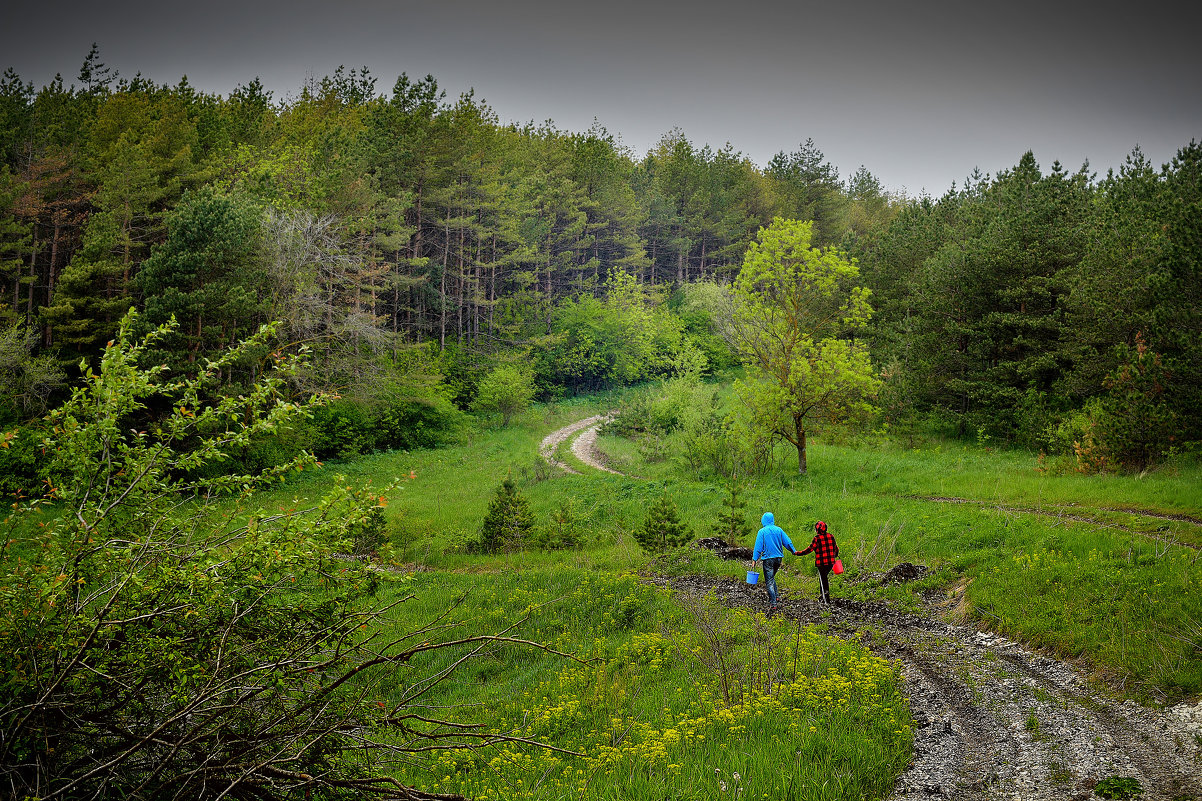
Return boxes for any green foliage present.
[713,473,751,545]
[478,475,535,553]
[544,268,706,393]
[536,497,585,550]
[0,424,41,497]
[471,363,535,425]
[310,398,378,458]
[1,52,1198,480]
[1,312,480,799]
[671,281,738,370]
[308,385,467,460]
[731,218,880,474]
[350,504,390,557]
[373,380,468,451]
[0,321,65,419]
[1083,336,1179,472]
[0,167,31,326]
[604,375,719,440]
[1094,776,1144,800]
[635,494,694,554]
[137,185,264,365]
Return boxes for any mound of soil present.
[881,561,930,585]
[695,537,754,561]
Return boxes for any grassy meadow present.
[365,569,910,800]
[229,387,1202,798]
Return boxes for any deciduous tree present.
[730,218,878,474]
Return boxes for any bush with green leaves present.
[0,313,539,801]
[478,475,535,553]
[634,494,695,554]
[0,320,67,420]
[310,397,379,458]
[0,424,41,498]
[471,364,536,426]
[308,386,467,460]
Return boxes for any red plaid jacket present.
[797,531,839,567]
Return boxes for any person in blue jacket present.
[752,512,797,613]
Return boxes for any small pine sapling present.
[479,475,535,552]
[712,473,750,546]
[635,494,694,554]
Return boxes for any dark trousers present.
[762,557,783,605]
[817,564,832,604]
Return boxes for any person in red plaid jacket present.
[795,520,839,604]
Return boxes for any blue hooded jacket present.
[752,512,796,560]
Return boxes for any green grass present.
[262,392,1202,703]
[367,569,911,801]
[55,385,1195,797]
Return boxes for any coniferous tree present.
[635,494,694,554]
[712,474,750,546]
[478,475,534,553]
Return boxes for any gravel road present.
[537,414,615,474]
[653,572,1202,801]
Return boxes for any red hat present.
[815,520,827,532]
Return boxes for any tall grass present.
[274,393,1202,702]
[370,569,911,800]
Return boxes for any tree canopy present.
[730,218,879,474]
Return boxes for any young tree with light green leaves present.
[730,217,879,474]
[0,312,561,801]
[471,364,535,426]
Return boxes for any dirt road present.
[653,573,1202,800]
[540,414,1202,798]
[538,414,616,474]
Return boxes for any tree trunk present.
[44,221,61,345]
[795,418,808,475]
[544,228,553,334]
[440,218,449,350]
[25,226,39,322]
[456,213,464,346]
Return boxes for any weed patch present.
[373,569,910,800]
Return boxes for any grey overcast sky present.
[3,0,1200,196]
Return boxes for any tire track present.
[652,573,1202,801]
[538,414,616,475]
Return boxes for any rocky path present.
[653,573,1202,800]
[538,414,617,475]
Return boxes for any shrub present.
[536,498,585,550]
[308,388,468,460]
[471,365,535,426]
[634,494,694,554]
[0,313,538,800]
[374,389,467,450]
[351,505,389,557]
[0,425,42,498]
[310,398,378,458]
[478,476,535,553]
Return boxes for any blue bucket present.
[746,570,759,584]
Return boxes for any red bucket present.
[832,560,844,575]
